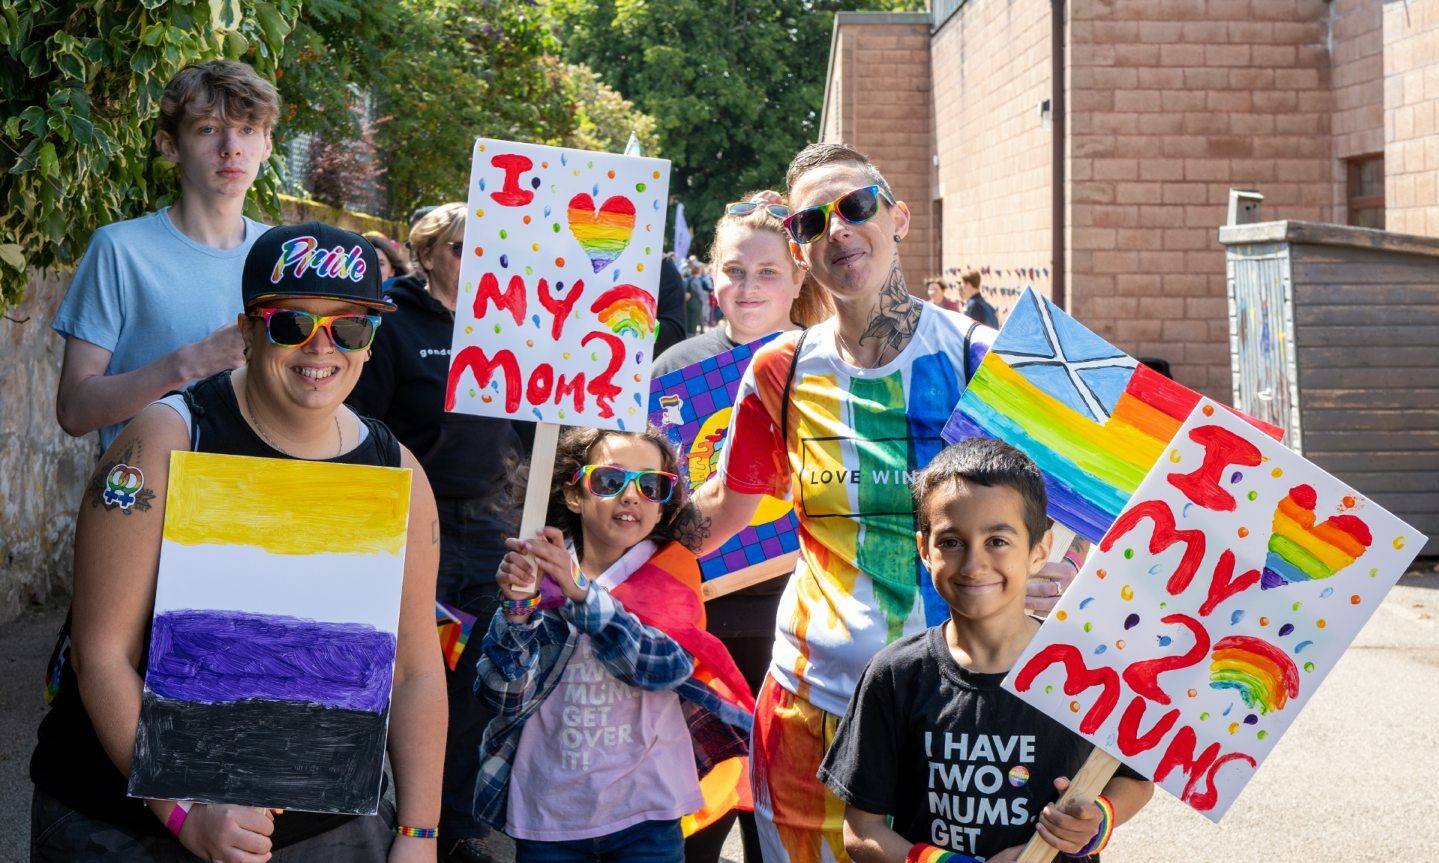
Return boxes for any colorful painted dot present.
[553,223,561,233]
[606,169,615,179]
[558,410,565,419]
[1320,587,1334,598]
[531,243,539,252]
[1055,610,1068,621]
[1228,723,1239,735]
[1303,662,1315,672]
[1230,471,1243,483]
[499,229,507,240]
[1259,616,1269,626]
[1243,714,1259,725]
[1316,618,1326,628]
[1257,730,1268,740]
[1271,467,1283,478]
[645,246,651,254]
[636,182,646,192]
[1342,495,1356,508]
[1168,449,1182,463]
[1094,644,1107,655]
[1069,701,1081,713]
[1350,595,1361,605]
[1083,621,1093,633]
[1187,688,1198,698]
[526,340,534,348]
[1292,601,1302,611]
[1278,623,1294,637]
[529,177,540,189]
[1238,527,1250,538]
[1123,548,1135,559]
[1045,685,1054,694]
[1202,404,1215,416]
[479,144,486,151]
[524,266,533,276]
[499,254,509,268]
[464,325,473,334]
[1124,613,1139,629]
[555,257,566,267]
[1120,585,1135,600]
[493,324,501,334]
[633,373,641,382]
[1157,635,1172,647]
[1231,610,1245,625]
[1096,568,1107,579]
[474,246,483,257]
[476,208,484,218]
[1247,491,1258,501]
[1370,567,1379,577]
[1116,640,1126,650]
[637,263,645,272]
[1199,712,1210,720]
[522,215,532,225]
[1394,537,1406,550]
[469,388,476,397]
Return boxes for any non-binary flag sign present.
[943,288,1283,544]
[445,139,672,431]
[1003,400,1424,821]
[129,452,412,815]
[648,336,799,596]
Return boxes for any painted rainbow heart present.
[1261,483,1372,589]
[567,193,635,273]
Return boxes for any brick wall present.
[1331,0,1386,194]
[822,13,937,283]
[1067,0,1333,396]
[932,0,1055,320]
[1384,0,1439,236]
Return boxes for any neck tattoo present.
[242,378,343,459]
[843,257,921,367]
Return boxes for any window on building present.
[1346,155,1384,229]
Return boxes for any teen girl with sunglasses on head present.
[473,425,754,863]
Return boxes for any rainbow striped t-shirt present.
[717,305,994,715]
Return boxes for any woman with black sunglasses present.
[347,203,526,863]
[30,223,446,862]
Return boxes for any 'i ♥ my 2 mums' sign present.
[445,139,672,431]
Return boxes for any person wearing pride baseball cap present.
[30,222,445,862]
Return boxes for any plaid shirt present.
[472,581,751,829]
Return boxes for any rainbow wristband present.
[395,825,438,839]
[165,801,192,837]
[904,844,979,863]
[1063,794,1115,858]
[501,593,541,612]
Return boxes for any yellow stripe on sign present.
[163,451,412,556]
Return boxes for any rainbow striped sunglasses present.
[570,465,678,503]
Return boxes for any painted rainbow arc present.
[591,285,656,340]
[1208,635,1300,714]
[1261,483,1373,589]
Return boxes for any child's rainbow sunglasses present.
[570,465,678,504]
[247,307,381,352]
[782,184,895,245]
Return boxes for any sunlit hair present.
[784,142,892,200]
[709,190,834,328]
[407,202,466,275]
[912,438,1049,547]
[363,231,410,278]
[546,425,688,557]
[158,60,279,141]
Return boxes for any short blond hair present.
[407,203,467,274]
[158,60,279,140]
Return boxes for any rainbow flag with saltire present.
[435,601,477,671]
[943,289,1283,543]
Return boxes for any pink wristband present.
[165,801,192,837]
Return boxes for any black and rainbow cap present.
[242,221,396,312]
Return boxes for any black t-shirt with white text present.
[819,624,1139,861]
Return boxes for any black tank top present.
[30,370,402,845]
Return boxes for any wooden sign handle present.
[1049,523,1078,566]
[701,551,799,600]
[1015,748,1121,863]
[517,422,560,594]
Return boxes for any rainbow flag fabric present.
[128,452,412,815]
[943,289,1283,543]
[436,601,477,671]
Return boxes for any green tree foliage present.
[273,0,395,145]
[549,0,923,256]
[373,0,658,219]
[0,0,299,310]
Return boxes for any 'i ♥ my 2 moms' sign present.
[444,139,672,431]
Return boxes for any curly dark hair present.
[545,425,687,557]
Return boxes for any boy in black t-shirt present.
[819,439,1153,862]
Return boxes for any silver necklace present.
[242,379,342,458]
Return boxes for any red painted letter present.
[538,278,584,340]
[582,331,626,420]
[1167,424,1263,512]
[473,273,528,327]
[445,346,521,413]
[1101,499,1207,596]
[1121,613,1210,706]
[1013,644,1121,734]
[490,154,534,207]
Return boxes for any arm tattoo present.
[431,519,441,546]
[670,500,714,553]
[859,257,922,359]
[87,439,156,515]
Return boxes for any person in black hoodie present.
[348,202,520,863]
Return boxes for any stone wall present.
[1383,0,1439,236]
[0,271,94,624]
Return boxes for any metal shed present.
[1219,220,1438,555]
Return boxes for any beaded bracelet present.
[395,825,438,839]
[501,593,541,616]
[1062,794,1115,858]
[904,844,979,863]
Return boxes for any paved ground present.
[5,568,1435,861]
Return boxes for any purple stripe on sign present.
[146,610,396,714]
